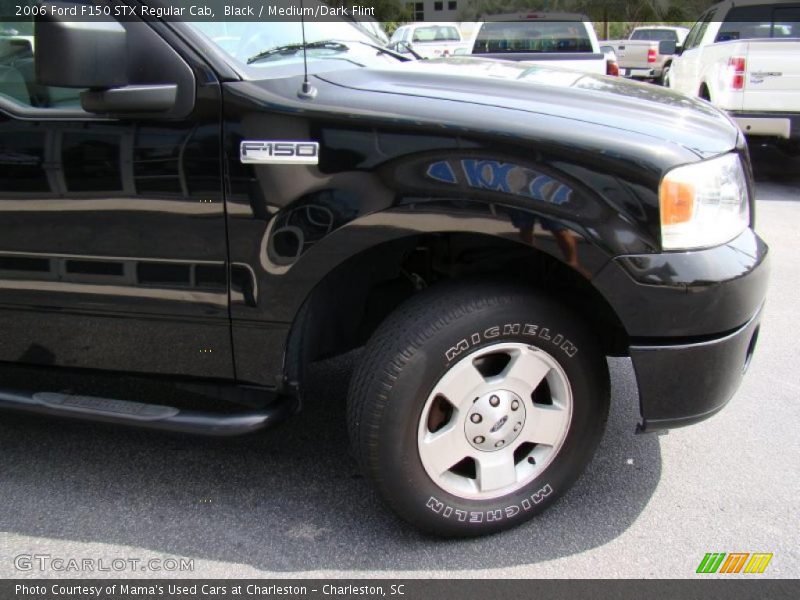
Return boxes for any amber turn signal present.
[660,179,695,226]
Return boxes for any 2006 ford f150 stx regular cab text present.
[0,1,769,536]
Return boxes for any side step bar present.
[0,390,297,436]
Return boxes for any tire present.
[660,64,672,87]
[347,281,609,536]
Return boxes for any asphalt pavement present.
[0,145,798,579]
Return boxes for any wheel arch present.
[282,209,630,394]
[699,81,712,101]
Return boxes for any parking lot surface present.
[0,146,798,579]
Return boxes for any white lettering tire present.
[346,281,610,536]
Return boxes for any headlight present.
[659,153,750,250]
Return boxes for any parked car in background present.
[668,0,800,151]
[388,22,470,58]
[606,26,689,84]
[467,13,607,74]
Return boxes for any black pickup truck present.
[0,3,769,537]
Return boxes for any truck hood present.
[315,57,739,156]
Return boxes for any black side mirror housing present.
[34,1,193,117]
[35,3,128,89]
[81,85,179,114]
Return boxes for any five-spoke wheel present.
[347,282,609,536]
[418,343,572,500]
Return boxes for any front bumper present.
[729,111,800,141]
[630,303,763,432]
[593,228,770,432]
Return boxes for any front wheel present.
[346,282,609,536]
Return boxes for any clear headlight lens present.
[659,153,750,250]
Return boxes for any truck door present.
[0,5,233,379]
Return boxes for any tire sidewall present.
[372,295,608,536]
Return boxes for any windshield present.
[189,18,400,75]
[411,25,461,42]
[472,21,593,54]
[716,5,800,41]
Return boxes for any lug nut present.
[495,440,505,448]
[513,424,520,433]
[511,399,519,410]
[474,436,485,444]
[470,413,482,424]
[489,395,500,407]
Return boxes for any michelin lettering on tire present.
[445,323,578,362]
[425,484,554,522]
[347,283,608,536]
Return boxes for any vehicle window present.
[390,27,404,43]
[693,20,712,47]
[630,29,678,42]
[716,5,800,41]
[774,7,800,37]
[683,11,715,50]
[472,21,593,54]
[0,18,84,109]
[683,11,710,50]
[411,25,460,42]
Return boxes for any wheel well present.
[285,233,629,390]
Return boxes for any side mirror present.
[35,8,128,89]
[35,1,181,115]
[659,40,677,55]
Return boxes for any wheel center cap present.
[490,415,508,433]
[465,390,526,452]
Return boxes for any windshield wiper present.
[247,40,349,65]
[342,38,414,61]
[247,38,409,65]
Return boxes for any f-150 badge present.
[240,141,319,165]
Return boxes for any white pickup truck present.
[388,23,470,59]
[467,13,608,74]
[669,0,800,148]
[606,26,690,83]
